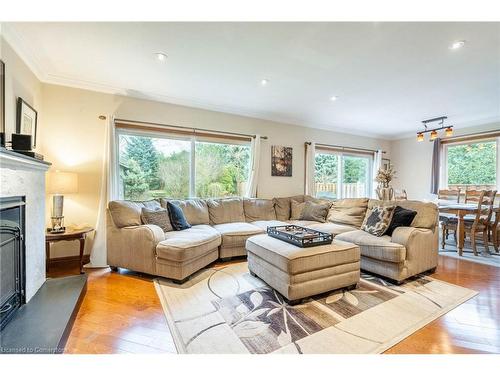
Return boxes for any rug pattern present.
[154,262,477,354]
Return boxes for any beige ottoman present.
[246,234,360,304]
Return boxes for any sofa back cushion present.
[367,199,438,229]
[273,195,320,221]
[327,198,369,228]
[160,198,209,225]
[207,197,245,224]
[243,198,277,222]
[108,200,161,228]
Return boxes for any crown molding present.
[2,23,48,81]
[43,73,388,140]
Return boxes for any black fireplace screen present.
[0,196,26,331]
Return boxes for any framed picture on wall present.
[271,145,293,176]
[16,97,38,149]
[0,60,5,147]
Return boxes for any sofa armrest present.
[390,226,427,246]
[391,226,438,277]
[107,209,165,274]
[121,224,165,245]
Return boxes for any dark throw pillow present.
[385,206,417,236]
[141,207,173,232]
[361,206,396,236]
[167,201,192,231]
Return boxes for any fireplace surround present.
[0,196,26,330]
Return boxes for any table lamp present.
[46,171,78,233]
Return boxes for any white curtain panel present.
[372,150,383,198]
[85,116,117,268]
[305,142,316,196]
[245,135,261,198]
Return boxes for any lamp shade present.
[47,171,78,194]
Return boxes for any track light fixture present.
[416,116,453,142]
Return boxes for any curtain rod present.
[305,142,386,154]
[440,129,500,142]
[113,118,268,140]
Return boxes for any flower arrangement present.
[375,167,396,188]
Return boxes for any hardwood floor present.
[50,253,500,354]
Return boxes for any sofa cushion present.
[361,205,396,236]
[335,229,406,263]
[385,206,417,236]
[290,199,306,220]
[207,198,245,224]
[306,222,357,236]
[160,198,209,225]
[299,201,331,223]
[213,222,264,248]
[368,199,438,229]
[250,220,289,231]
[287,220,321,227]
[108,200,161,228]
[141,207,173,232]
[243,198,277,222]
[327,198,369,228]
[273,195,306,221]
[156,225,221,262]
[246,234,360,275]
[167,201,192,231]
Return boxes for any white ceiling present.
[3,22,500,138]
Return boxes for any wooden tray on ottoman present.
[266,225,333,248]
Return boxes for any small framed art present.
[16,97,38,149]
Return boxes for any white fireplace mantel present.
[1,149,51,302]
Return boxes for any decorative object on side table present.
[46,227,94,274]
[375,165,396,200]
[46,171,79,233]
[16,97,38,149]
[271,145,293,176]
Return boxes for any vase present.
[376,187,394,201]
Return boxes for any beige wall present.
[41,84,390,258]
[390,121,500,201]
[3,37,390,258]
[0,38,44,151]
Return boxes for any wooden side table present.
[45,227,94,274]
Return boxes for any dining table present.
[438,202,499,256]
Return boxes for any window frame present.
[314,148,373,199]
[441,136,499,191]
[115,127,251,200]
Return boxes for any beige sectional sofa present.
[106,195,439,283]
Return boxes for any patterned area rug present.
[154,262,477,354]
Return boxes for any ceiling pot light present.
[155,52,168,62]
[449,40,466,50]
[260,79,269,86]
[330,96,338,102]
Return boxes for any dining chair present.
[445,190,497,255]
[489,198,499,253]
[393,189,407,200]
[438,189,461,249]
[438,189,461,203]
